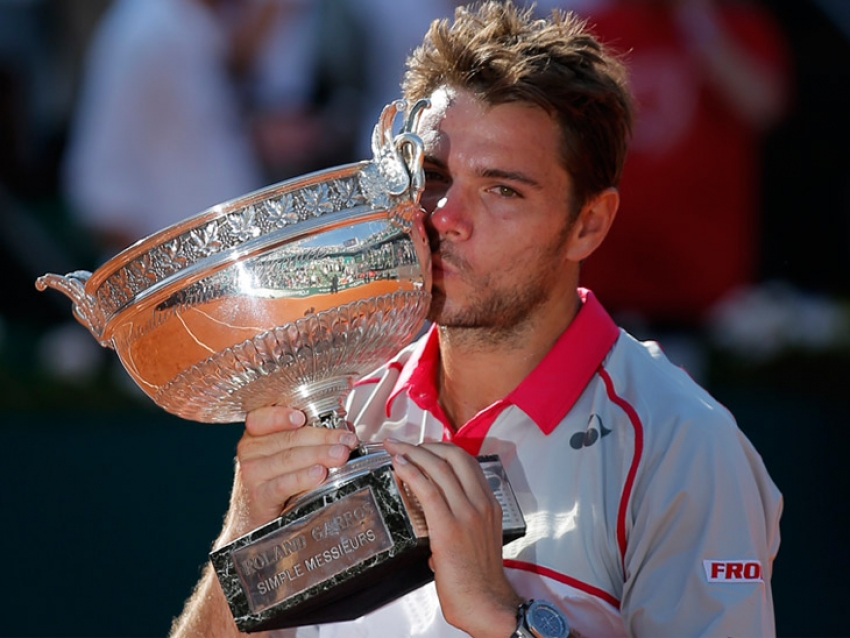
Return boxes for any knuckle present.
[416,481,443,505]
[236,436,253,459]
[245,406,274,429]
[270,447,298,475]
[238,457,263,487]
[268,474,296,503]
[430,456,452,478]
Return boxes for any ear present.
[565,188,619,262]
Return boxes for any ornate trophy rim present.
[36,99,429,345]
[34,99,433,423]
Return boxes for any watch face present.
[529,601,568,638]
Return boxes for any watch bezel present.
[523,600,570,638]
[514,599,569,638]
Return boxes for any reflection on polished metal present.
[35,99,525,633]
[36,100,432,425]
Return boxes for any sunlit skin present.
[412,87,619,427]
[419,87,579,344]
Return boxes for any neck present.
[436,290,582,429]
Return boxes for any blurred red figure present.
[580,0,790,329]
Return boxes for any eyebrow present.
[423,155,542,189]
[480,168,541,188]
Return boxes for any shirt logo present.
[703,560,763,583]
[570,414,612,449]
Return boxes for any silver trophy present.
[36,100,525,632]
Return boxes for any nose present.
[425,189,471,242]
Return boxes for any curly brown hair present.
[402,1,633,215]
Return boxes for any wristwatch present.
[511,599,570,638]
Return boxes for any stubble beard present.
[427,231,569,348]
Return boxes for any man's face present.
[417,87,579,332]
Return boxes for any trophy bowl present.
[36,99,525,633]
[36,100,432,425]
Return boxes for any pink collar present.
[386,288,619,437]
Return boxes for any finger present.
[239,430,358,489]
[417,442,494,500]
[389,449,454,520]
[240,418,359,461]
[257,463,330,510]
[386,439,494,513]
[238,435,357,524]
[245,406,305,436]
[264,437,356,478]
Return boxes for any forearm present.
[169,562,253,638]
[169,488,259,638]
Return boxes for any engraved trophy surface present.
[36,100,525,632]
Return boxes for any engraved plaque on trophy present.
[212,454,525,631]
[36,100,526,633]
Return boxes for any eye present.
[424,169,449,184]
[490,185,520,198]
[421,169,449,213]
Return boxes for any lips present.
[430,253,454,281]
[429,239,464,281]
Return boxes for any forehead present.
[415,86,455,150]
[414,87,564,170]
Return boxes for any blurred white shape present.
[706,281,849,362]
[36,321,104,382]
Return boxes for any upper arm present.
[620,411,781,637]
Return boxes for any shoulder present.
[598,332,764,491]
[601,332,734,433]
[603,332,781,550]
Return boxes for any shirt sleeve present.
[620,405,782,637]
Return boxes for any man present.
[170,2,782,636]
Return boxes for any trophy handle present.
[34,270,110,347]
[396,132,425,195]
[370,99,430,200]
[396,98,429,197]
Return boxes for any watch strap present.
[511,600,534,638]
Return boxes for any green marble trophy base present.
[211,453,525,633]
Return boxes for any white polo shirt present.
[283,289,782,637]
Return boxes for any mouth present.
[429,240,462,282]
[430,253,452,281]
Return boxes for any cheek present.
[486,222,570,272]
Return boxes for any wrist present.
[463,595,524,638]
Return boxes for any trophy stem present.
[283,375,373,457]
[283,376,356,433]
[313,410,371,459]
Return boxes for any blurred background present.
[1,0,848,636]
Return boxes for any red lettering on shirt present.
[703,560,763,583]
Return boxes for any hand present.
[217,406,360,546]
[384,439,522,638]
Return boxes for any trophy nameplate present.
[211,454,525,632]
